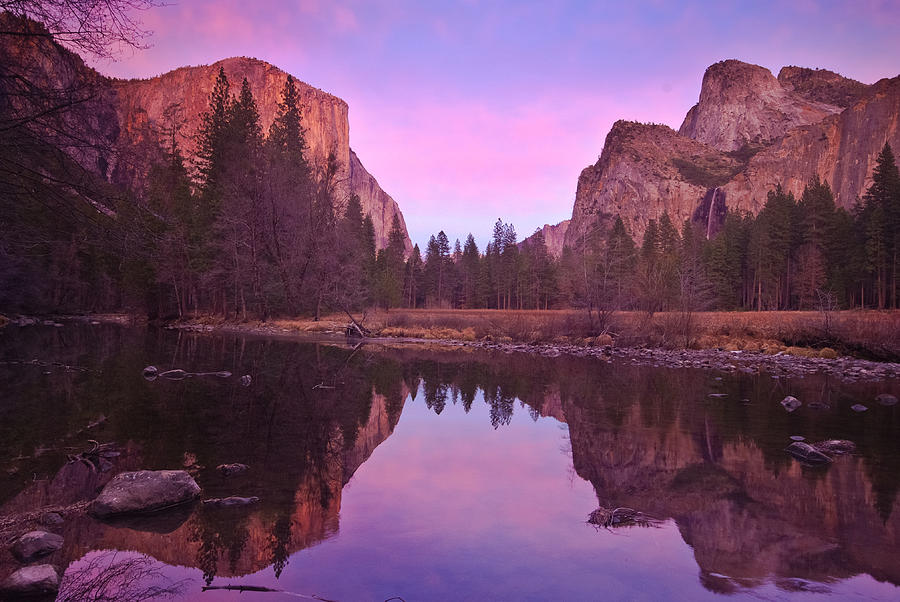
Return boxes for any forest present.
[2,63,899,319]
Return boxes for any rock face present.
[110,57,411,253]
[565,60,900,246]
[679,60,843,152]
[567,120,737,244]
[521,220,570,258]
[1,16,411,253]
[0,565,59,597]
[88,470,201,517]
[11,531,63,563]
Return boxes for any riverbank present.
[168,309,900,362]
[164,310,900,383]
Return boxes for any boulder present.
[0,565,59,597]
[781,396,802,412]
[876,393,898,406]
[11,531,63,563]
[217,463,249,477]
[785,441,832,464]
[88,470,200,517]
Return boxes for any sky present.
[90,0,900,251]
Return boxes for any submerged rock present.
[142,365,158,380]
[217,463,249,477]
[876,393,898,406]
[158,369,188,380]
[11,531,63,563]
[0,565,59,597]
[781,396,802,412]
[202,496,260,508]
[813,439,856,455]
[785,441,832,464]
[789,435,806,441]
[240,374,252,386]
[88,470,201,517]
[38,512,63,526]
[850,404,868,412]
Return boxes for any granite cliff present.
[111,56,412,252]
[1,14,411,252]
[564,59,900,248]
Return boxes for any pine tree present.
[861,144,900,308]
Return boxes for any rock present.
[876,393,898,406]
[0,565,59,597]
[786,441,832,464]
[813,440,856,455]
[38,512,63,526]
[850,404,868,412]
[158,369,188,380]
[217,463,249,477]
[789,435,806,441]
[240,374,252,387]
[781,396,802,412]
[11,531,63,563]
[88,470,201,517]
[202,496,260,508]
[142,365,158,380]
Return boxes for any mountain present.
[521,220,569,258]
[111,56,412,253]
[0,14,410,253]
[564,59,900,247]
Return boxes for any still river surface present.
[1,322,899,601]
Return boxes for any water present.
[1,323,898,600]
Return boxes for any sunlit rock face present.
[521,221,570,259]
[565,59,900,247]
[110,57,411,253]
[0,16,410,253]
[679,60,844,152]
[565,120,729,243]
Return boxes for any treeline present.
[390,144,900,314]
[2,58,898,318]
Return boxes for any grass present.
[176,309,900,361]
[363,309,900,361]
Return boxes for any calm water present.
[1,323,899,601]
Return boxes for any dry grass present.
[364,309,900,360]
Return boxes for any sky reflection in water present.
[0,324,898,600]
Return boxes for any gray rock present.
[813,439,856,455]
[0,564,59,597]
[217,463,249,477]
[202,496,260,508]
[38,512,63,526]
[789,435,806,441]
[142,365,158,380]
[876,393,898,406]
[781,396,802,412]
[88,470,201,517]
[11,531,63,563]
[786,441,832,464]
[240,374,252,387]
[850,404,868,412]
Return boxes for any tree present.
[860,144,900,308]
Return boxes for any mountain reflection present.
[0,325,898,595]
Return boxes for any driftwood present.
[588,506,663,530]
[200,584,337,600]
[66,440,120,473]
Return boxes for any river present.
[1,322,899,600]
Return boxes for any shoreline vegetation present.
[5,309,897,363]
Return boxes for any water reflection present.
[0,324,898,599]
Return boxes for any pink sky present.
[91,1,900,249]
